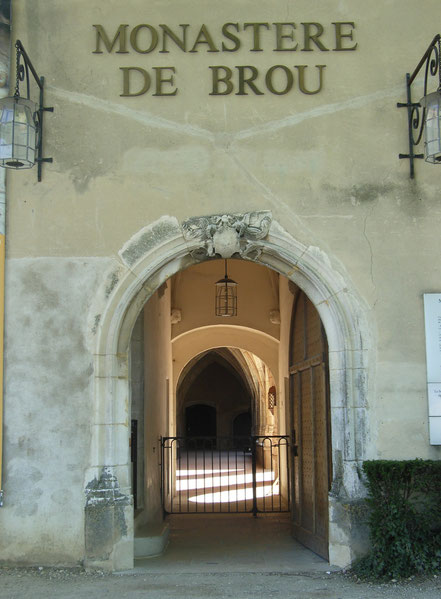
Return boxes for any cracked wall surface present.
[1,257,112,564]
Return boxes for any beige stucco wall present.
[1,0,441,567]
[1,257,108,564]
[170,260,280,340]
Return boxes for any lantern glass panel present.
[0,96,37,169]
[421,91,441,163]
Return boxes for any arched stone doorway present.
[233,412,252,438]
[85,211,371,571]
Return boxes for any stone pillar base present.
[84,468,134,571]
[328,495,370,568]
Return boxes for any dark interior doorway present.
[233,411,252,437]
[185,404,217,437]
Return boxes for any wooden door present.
[289,290,331,559]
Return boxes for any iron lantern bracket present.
[397,34,441,179]
[14,40,54,182]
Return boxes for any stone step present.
[134,521,170,558]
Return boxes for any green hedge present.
[353,459,441,578]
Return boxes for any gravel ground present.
[0,567,440,599]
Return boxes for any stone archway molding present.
[176,346,260,406]
[172,325,279,391]
[85,211,373,571]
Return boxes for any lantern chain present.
[13,41,28,99]
[13,41,20,97]
[438,37,441,90]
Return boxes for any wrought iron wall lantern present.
[398,34,441,178]
[215,259,237,317]
[0,40,53,182]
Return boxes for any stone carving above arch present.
[181,210,272,260]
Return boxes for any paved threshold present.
[133,513,334,574]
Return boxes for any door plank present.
[290,291,331,560]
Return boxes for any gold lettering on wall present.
[92,20,357,97]
[209,64,326,96]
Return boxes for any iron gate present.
[161,435,290,515]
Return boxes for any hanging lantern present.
[420,90,441,163]
[0,96,38,169]
[0,40,53,181]
[215,259,237,317]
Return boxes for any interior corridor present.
[131,258,332,566]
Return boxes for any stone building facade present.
[0,0,440,571]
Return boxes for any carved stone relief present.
[181,211,272,260]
